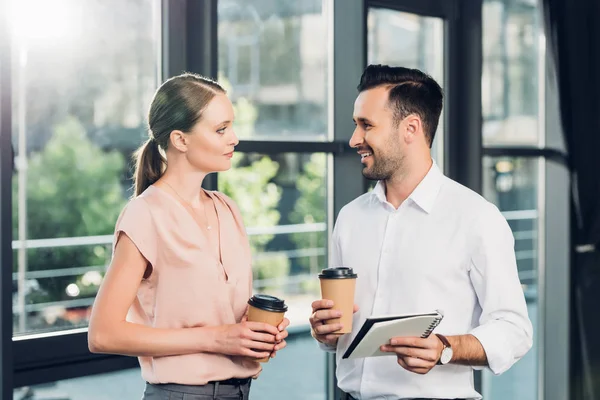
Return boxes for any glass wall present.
[9,0,160,337]
[216,1,331,397]
[481,156,540,400]
[218,0,329,141]
[482,0,542,147]
[218,152,328,328]
[13,335,325,400]
[1,0,563,398]
[481,0,543,398]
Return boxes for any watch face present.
[440,347,453,364]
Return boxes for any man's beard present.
[362,150,404,181]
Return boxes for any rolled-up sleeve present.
[468,203,534,375]
[318,341,337,353]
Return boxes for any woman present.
[88,73,289,400]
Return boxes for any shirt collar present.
[371,159,444,214]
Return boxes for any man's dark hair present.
[357,64,443,147]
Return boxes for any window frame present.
[0,2,571,400]
[1,0,15,397]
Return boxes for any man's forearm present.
[447,334,488,366]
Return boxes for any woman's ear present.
[169,130,188,153]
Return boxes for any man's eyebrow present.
[353,117,373,124]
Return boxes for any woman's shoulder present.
[206,190,237,208]
[118,186,161,220]
[206,190,244,221]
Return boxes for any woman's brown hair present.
[133,73,225,197]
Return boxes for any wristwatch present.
[435,333,453,365]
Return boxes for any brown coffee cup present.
[247,294,288,362]
[319,267,357,334]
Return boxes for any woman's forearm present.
[88,321,218,357]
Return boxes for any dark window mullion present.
[0,0,14,396]
[235,140,351,155]
[367,0,455,19]
[483,147,568,166]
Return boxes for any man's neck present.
[384,157,433,209]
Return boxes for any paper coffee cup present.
[319,267,357,334]
[247,294,288,362]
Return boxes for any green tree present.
[220,155,289,287]
[217,76,289,288]
[12,117,126,305]
[289,153,327,275]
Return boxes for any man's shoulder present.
[441,176,497,212]
[338,191,373,217]
[440,176,507,229]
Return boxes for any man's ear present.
[169,130,188,153]
[403,115,422,144]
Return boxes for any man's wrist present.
[435,333,453,365]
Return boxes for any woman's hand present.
[269,318,290,359]
[212,321,280,359]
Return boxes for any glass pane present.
[219,153,327,399]
[10,0,160,336]
[218,0,329,141]
[14,368,145,399]
[250,334,326,399]
[367,8,445,169]
[482,0,543,146]
[13,334,324,399]
[482,156,539,400]
[218,152,328,328]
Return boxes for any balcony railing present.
[10,210,538,334]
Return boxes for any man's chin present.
[361,169,380,181]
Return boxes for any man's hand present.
[309,300,359,347]
[380,334,444,375]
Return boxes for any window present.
[481,0,544,397]
[481,156,540,400]
[218,0,329,141]
[218,152,328,327]
[10,0,160,337]
[482,0,542,146]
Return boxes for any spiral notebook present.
[342,310,444,359]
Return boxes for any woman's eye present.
[217,127,226,134]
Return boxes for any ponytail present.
[133,138,164,197]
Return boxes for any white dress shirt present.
[322,161,533,400]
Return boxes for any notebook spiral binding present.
[420,315,443,338]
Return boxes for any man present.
[309,65,533,400]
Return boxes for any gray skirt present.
[142,380,251,400]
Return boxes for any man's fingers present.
[397,356,410,370]
[381,345,437,362]
[313,322,343,335]
[311,299,334,312]
[310,309,342,325]
[389,336,429,348]
[402,356,431,369]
